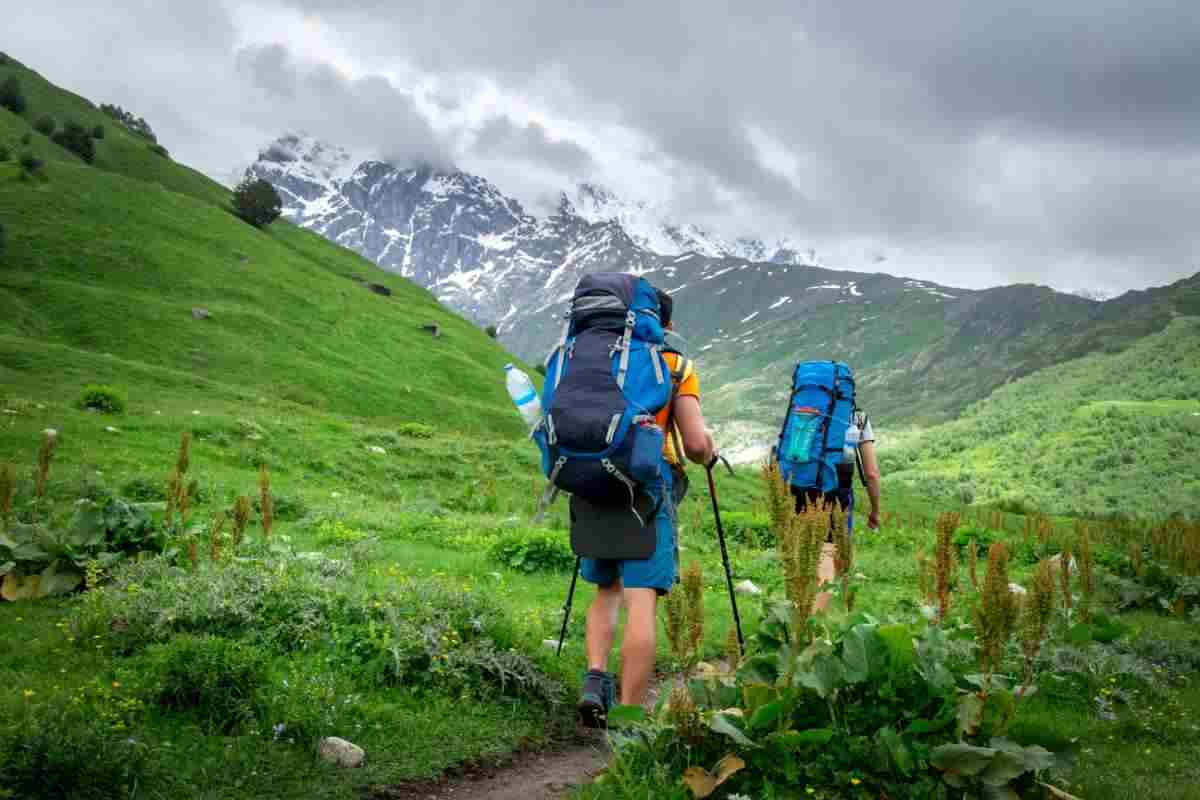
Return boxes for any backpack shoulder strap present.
[855,411,870,488]
[664,353,691,465]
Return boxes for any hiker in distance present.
[529,273,714,726]
[774,361,881,612]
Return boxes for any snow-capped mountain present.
[1065,287,1119,302]
[243,134,1196,433]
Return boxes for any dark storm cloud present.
[469,117,593,174]
[12,1,1200,290]
[233,43,453,169]
[276,0,1200,289]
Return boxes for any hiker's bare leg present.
[813,543,837,612]
[619,587,658,706]
[586,580,623,671]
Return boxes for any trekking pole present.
[705,456,744,657]
[556,557,581,657]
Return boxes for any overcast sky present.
[11,1,1200,294]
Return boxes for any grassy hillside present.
[0,54,226,205]
[1,53,526,437]
[677,263,1200,431]
[884,317,1200,516]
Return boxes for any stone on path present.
[319,737,365,768]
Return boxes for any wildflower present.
[851,778,862,786]
[806,789,815,796]
[112,682,121,689]
[23,689,34,698]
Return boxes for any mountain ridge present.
[244,135,1200,435]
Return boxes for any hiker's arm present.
[859,440,882,528]
[672,396,714,465]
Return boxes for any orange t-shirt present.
[656,353,700,465]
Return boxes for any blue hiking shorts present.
[581,465,679,594]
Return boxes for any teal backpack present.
[776,361,857,494]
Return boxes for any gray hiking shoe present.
[578,669,616,728]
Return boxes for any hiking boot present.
[577,669,616,729]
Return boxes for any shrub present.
[0,51,8,65]
[148,143,169,158]
[18,151,43,176]
[0,75,25,114]
[99,103,156,141]
[0,221,5,256]
[0,142,9,162]
[397,422,436,439]
[19,132,31,145]
[0,687,153,799]
[77,384,126,414]
[232,176,282,227]
[33,114,55,136]
[138,634,269,733]
[489,529,575,573]
[485,324,499,338]
[255,491,306,521]
[120,475,165,502]
[91,124,104,139]
[52,120,95,163]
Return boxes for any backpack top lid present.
[570,272,665,344]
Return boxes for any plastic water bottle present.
[505,364,542,429]
[843,418,861,464]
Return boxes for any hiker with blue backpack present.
[775,361,882,612]
[527,273,715,725]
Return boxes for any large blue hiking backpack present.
[776,361,858,495]
[533,273,673,522]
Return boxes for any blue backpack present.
[534,273,673,522]
[777,361,857,494]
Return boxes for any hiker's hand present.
[868,510,881,531]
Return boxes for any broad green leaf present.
[36,561,82,598]
[708,712,758,748]
[749,699,787,732]
[1022,745,1055,773]
[606,705,646,728]
[878,726,915,777]
[0,561,14,577]
[1067,623,1094,644]
[905,713,954,736]
[767,728,835,749]
[738,654,781,686]
[842,624,887,683]
[979,748,1028,786]
[958,693,985,738]
[931,743,996,777]
[741,682,775,715]
[877,623,917,673]
[796,658,840,699]
[66,502,106,548]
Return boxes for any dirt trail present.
[369,734,610,800]
[370,671,690,799]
